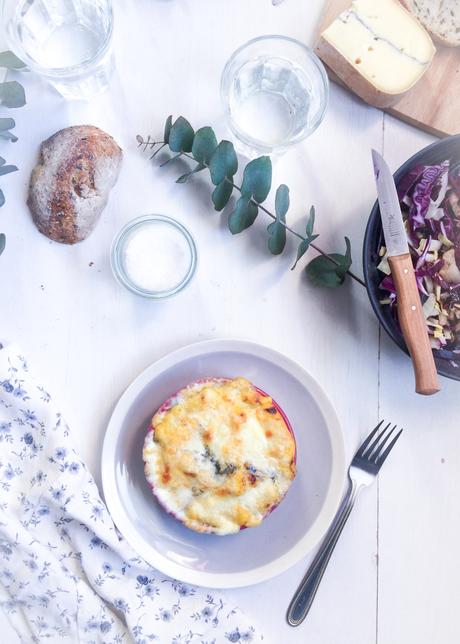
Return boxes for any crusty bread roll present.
[28,125,122,244]
[401,0,460,47]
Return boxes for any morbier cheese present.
[316,0,436,108]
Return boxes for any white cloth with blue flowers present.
[0,345,264,644]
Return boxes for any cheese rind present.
[316,0,436,107]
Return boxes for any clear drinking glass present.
[2,0,114,99]
[221,35,329,156]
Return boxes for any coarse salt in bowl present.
[111,215,197,299]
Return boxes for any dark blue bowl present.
[363,135,460,382]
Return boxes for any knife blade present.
[371,149,440,396]
[371,150,409,258]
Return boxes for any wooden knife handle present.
[389,254,440,395]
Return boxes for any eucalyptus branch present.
[137,116,365,289]
[0,50,27,258]
[178,150,365,286]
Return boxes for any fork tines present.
[355,420,403,465]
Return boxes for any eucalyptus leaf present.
[267,213,286,255]
[275,184,289,218]
[0,232,5,255]
[240,156,272,203]
[305,255,344,288]
[306,206,315,237]
[291,234,319,270]
[0,191,4,209]
[164,115,173,144]
[0,130,17,142]
[0,51,25,70]
[212,179,233,211]
[0,164,17,177]
[0,81,26,108]
[176,163,205,183]
[192,127,217,164]
[335,236,352,278]
[0,118,15,132]
[169,116,194,153]
[228,195,258,234]
[209,141,238,186]
[305,239,352,287]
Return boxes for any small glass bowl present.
[111,215,197,299]
[221,35,329,156]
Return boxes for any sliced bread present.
[401,0,460,47]
[315,0,436,108]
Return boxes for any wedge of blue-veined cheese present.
[316,0,436,108]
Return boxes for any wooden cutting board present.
[316,0,460,137]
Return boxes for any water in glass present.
[4,0,113,99]
[231,57,315,148]
[221,36,329,156]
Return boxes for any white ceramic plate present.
[102,339,346,588]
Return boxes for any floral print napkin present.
[0,345,264,643]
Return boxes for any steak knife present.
[371,149,440,396]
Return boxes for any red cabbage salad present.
[378,159,460,367]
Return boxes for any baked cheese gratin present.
[143,377,296,535]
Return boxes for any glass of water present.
[221,35,329,156]
[2,0,114,100]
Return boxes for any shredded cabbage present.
[378,159,460,367]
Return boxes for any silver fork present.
[286,420,403,627]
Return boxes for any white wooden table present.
[1,1,459,642]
